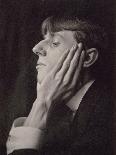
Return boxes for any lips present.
[36,62,46,70]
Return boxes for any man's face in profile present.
[33,30,77,83]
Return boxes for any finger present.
[62,43,83,84]
[52,48,69,76]
[66,44,83,78]
[59,44,79,76]
[56,43,80,80]
[70,50,85,87]
[37,82,41,90]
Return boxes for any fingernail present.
[82,50,85,57]
[74,44,77,48]
[66,48,69,52]
[72,44,77,50]
[78,42,82,48]
[65,48,69,54]
[82,50,85,54]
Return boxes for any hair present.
[41,15,109,80]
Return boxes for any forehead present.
[44,30,76,41]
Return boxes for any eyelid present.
[53,40,60,43]
[52,38,60,43]
[52,41,60,47]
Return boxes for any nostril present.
[33,46,42,54]
[41,50,46,56]
[39,47,44,52]
[33,48,46,56]
[35,51,40,55]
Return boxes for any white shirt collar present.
[66,80,95,112]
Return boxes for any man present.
[6,16,113,155]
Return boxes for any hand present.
[24,43,85,129]
[37,43,85,110]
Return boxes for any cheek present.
[58,41,76,54]
[66,40,77,49]
[47,51,62,70]
[46,41,76,70]
[46,46,65,70]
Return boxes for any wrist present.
[24,101,47,129]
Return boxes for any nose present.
[32,40,47,56]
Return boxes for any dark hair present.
[42,16,108,50]
[41,15,109,79]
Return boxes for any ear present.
[83,48,98,68]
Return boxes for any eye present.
[52,42,60,47]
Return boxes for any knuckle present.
[55,75,62,84]
[70,80,76,88]
[71,83,75,88]
[55,76,59,81]
[63,79,69,86]
[55,73,60,80]
[65,62,70,68]
[46,95,51,103]
[71,61,76,67]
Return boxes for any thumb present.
[37,82,41,91]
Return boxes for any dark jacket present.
[10,80,113,155]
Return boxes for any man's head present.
[33,15,108,83]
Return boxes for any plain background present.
[0,0,115,154]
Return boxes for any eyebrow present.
[53,33,64,39]
[43,32,64,40]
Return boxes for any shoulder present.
[85,79,113,102]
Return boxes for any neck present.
[76,70,95,92]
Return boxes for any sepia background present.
[0,0,116,154]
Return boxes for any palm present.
[37,43,85,111]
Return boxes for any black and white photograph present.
[0,0,116,154]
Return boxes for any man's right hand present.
[24,43,85,129]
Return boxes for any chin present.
[37,78,41,84]
[37,67,49,83]
[37,76,43,84]
[37,72,45,84]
